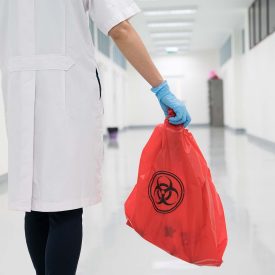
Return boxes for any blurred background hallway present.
[1,0,275,274]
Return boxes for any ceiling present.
[131,0,254,56]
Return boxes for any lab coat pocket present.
[64,60,103,121]
[95,68,104,114]
[6,54,76,107]
[95,68,102,100]
[5,54,76,131]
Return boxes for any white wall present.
[125,63,161,126]
[219,28,246,130]
[95,50,129,131]
[126,50,219,126]
[242,33,275,143]
[220,12,275,143]
[0,73,8,175]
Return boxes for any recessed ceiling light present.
[148,22,194,28]
[151,32,192,38]
[156,45,189,50]
[143,8,197,16]
[155,46,189,51]
[154,40,190,46]
[153,49,189,56]
[165,47,179,53]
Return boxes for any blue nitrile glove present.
[151,80,191,127]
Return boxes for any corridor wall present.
[220,11,275,143]
[95,49,129,132]
[0,74,8,175]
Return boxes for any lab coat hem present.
[7,200,33,213]
[8,196,102,212]
[100,2,141,35]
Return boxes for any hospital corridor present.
[0,0,275,275]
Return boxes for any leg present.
[45,208,83,275]
[24,211,49,275]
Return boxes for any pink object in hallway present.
[208,70,220,80]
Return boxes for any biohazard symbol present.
[148,171,184,214]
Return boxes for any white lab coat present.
[0,0,141,212]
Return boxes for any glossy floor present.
[0,127,275,275]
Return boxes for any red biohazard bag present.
[124,109,228,266]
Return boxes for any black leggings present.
[24,208,83,275]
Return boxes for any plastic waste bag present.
[124,109,228,266]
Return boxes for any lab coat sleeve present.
[88,0,141,36]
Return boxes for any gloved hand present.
[151,80,191,127]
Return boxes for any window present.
[89,18,95,43]
[269,0,275,34]
[254,0,261,44]
[220,36,232,66]
[113,45,127,69]
[249,0,274,49]
[97,29,110,57]
[241,29,246,54]
[261,0,268,39]
[249,4,255,48]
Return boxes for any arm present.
[109,20,163,88]
[109,20,191,127]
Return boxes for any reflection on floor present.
[0,127,275,275]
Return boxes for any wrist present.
[151,80,167,93]
[151,78,165,88]
[151,80,170,100]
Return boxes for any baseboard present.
[122,125,155,131]
[119,124,275,153]
[225,125,246,134]
[189,124,210,128]
[121,123,210,131]
[0,173,8,184]
[246,134,275,153]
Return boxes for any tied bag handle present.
[161,108,182,151]
[167,108,176,119]
[165,108,192,154]
[165,108,185,129]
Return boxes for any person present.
[0,0,191,274]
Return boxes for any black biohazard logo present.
[148,171,184,214]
